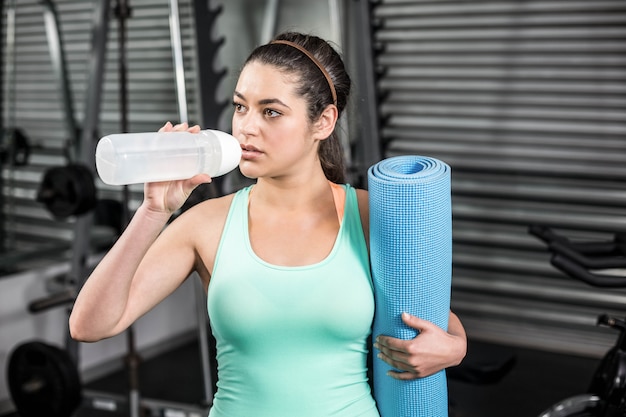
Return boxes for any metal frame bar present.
[41,0,78,160]
[349,0,382,187]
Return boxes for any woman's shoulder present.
[348,186,368,206]
[170,191,238,230]
[354,187,368,198]
[166,190,239,262]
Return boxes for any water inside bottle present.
[96,133,203,185]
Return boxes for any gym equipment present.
[190,1,227,133]
[0,128,31,167]
[37,0,97,220]
[368,155,452,417]
[168,0,231,407]
[7,341,82,417]
[111,0,147,415]
[446,341,516,386]
[1,0,31,168]
[7,0,223,415]
[73,1,222,415]
[7,0,109,415]
[531,225,626,287]
[36,0,97,219]
[36,164,97,218]
[530,225,626,417]
[42,0,79,161]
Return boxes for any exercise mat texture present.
[368,155,452,417]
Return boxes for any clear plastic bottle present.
[95,129,242,185]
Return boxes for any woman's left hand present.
[374,311,467,380]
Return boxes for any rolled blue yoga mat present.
[368,155,452,417]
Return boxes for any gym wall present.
[366,0,626,357]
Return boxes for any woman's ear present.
[313,104,339,140]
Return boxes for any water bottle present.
[95,129,242,185]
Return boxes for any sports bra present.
[207,183,379,417]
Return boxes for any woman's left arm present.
[374,310,467,380]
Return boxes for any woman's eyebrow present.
[258,98,290,108]
[233,91,290,109]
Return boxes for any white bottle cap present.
[210,130,242,176]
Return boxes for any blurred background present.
[0,1,624,416]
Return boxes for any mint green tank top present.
[207,184,379,417]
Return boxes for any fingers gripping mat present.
[368,155,452,417]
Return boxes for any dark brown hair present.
[243,32,351,183]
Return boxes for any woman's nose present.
[235,112,259,136]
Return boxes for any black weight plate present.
[69,164,97,216]
[7,341,82,417]
[37,164,97,218]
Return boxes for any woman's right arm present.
[69,122,211,342]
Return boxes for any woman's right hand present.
[142,122,213,216]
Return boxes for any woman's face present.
[232,61,318,180]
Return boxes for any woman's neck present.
[253,171,332,211]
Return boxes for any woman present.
[70,32,466,416]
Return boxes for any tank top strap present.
[329,181,346,224]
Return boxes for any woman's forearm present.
[447,310,467,367]
[69,204,171,342]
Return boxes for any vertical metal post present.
[1,0,17,250]
[349,0,382,187]
[3,0,16,137]
[327,0,352,171]
[260,0,279,44]
[77,0,110,167]
[190,0,227,131]
[113,1,141,414]
[68,0,111,365]
[169,0,187,123]
[41,0,78,160]
[169,0,214,406]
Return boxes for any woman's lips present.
[241,144,262,159]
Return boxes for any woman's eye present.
[265,108,281,118]
[232,102,245,113]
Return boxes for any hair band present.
[271,39,337,107]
